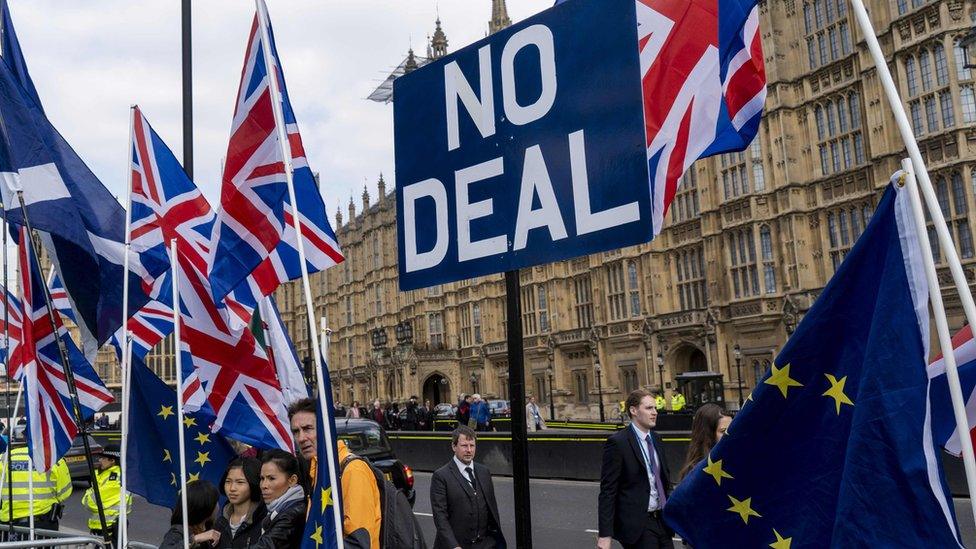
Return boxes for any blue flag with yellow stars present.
[126,355,236,508]
[302,356,342,549]
[664,181,962,547]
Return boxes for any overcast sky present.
[9,0,553,221]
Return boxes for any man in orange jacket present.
[289,398,381,547]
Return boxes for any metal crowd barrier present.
[0,524,105,548]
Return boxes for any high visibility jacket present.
[0,446,72,520]
[655,395,666,410]
[618,401,626,414]
[82,464,131,529]
[671,393,686,411]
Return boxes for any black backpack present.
[340,455,427,549]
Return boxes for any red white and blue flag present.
[0,287,23,378]
[128,106,293,450]
[14,228,113,472]
[208,0,343,303]
[929,325,976,458]
[556,0,766,234]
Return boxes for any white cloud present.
[7,0,554,222]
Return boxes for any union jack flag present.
[208,0,343,303]
[14,228,113,472]
[555,0,766,234]
[128,106,292,450]
[0,288,23,378]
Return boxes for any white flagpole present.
[26,424,32,541]
[848,0,976,517]
[254,1,344,545]
[118,104,136,549]
[170,239,190,549]
[901,158,976,529]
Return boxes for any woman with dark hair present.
[214,457,267,548]
[678,403,732,481]
[251,449,306,548]
[159,480,222,548]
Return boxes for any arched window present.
[838,98,849,132]
[920,49,932,91]
[956,41,973,81]
[760,226,773,261]
[815,106,825,139]
[803,3,813,33]
[952,172,968,215]
[934,43,949,86]
[936,177,951,217]
[827,212,838,247]
[760,226,776,294]
[849,93,862,128]
[862,203,873,228]
[826,101,837,135]
[850,208,862,238]
[906,56,918,96]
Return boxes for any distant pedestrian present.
[470,394,490,431]
[83,444,131,546]
[457,394,471,427]
[597,389,673,549]
[404,396,420,430]
[526,396,546,431]
[419,399,432,430]
[677,404,731,482]
[430,427,505,549]
[370,399,387,427]
[346,401,361,418]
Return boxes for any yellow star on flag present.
[183,416,197,428]
[194,432,211,445]
[822,373,854,414]
[162,449,172,463]
[157,405,174,420]
[188,472,201,483]
[169,472,177,486]
[765,363,803,398]
[194,451,211,467]
[727,495,761,524]
[769,529,792,549]
[321,486,333,513]
[309,524,323,548]
[702,456,733,486]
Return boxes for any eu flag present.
[664,181,962,546]
[126,356,236,509]
[302,356,342,549]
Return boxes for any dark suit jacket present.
[598,426,673,545]
[430,460,507,549]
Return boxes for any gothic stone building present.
[279,0,976,420]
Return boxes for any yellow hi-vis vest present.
[671,393,686,411]
[0,446,72,520]
[82,464,131,530]
[655,395,666,410]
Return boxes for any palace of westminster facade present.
[68,0,976,421]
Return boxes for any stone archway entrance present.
[423,373,451,406]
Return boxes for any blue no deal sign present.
[394,0,649,291]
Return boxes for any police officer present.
[671,391,686,412]
[0,443,72,538]
[655,393,666,411]
[83,444,130,546]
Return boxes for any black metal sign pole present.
[505,269,532,548]
[15,193,110,541]
[1,203,11,529]
[182,0,193,179]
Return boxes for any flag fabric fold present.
[663,182,961,547]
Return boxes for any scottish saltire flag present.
[664,182,962,547]
[209,0,343,302]
[0,0,40,112]
[555,0,765,234]
[302,357,342,549]
[129,107,292,449]
[126,356,236,509]
[15,228,113,472]
[0,3,165,352]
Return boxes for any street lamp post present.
[733,343,744,407]
[469,372,478,393]
[656,352,665,394]
[588,328,605,422]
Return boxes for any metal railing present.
[0,524,105,548]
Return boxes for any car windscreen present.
[338,426,391,456]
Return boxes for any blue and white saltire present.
[0,2,165,354]
[663,180,961,547]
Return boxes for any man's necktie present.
[465,466,477,491]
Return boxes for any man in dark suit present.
[598,389,673,549]
[430,426,506,549]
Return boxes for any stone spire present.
[377,173,387,201]
[404,48,419,74]
[362,184,370,212]
[348,195,356,224]
[430,17,449,59]
[489,0,512,35]
[335,205,343,227]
